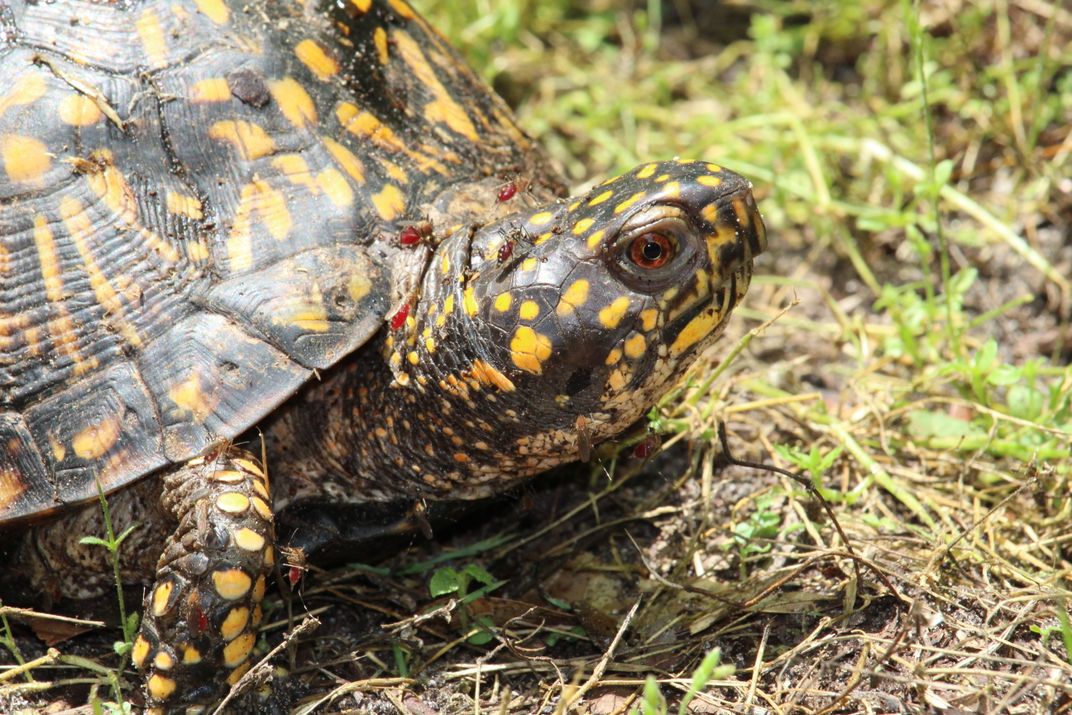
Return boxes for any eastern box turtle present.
[0,0,766,709]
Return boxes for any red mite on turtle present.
[0,0,766,710]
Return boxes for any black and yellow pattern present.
[0,0,766,709]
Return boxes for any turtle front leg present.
[132,448,276,711]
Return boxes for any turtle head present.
[392,160,765,489]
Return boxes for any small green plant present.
[427,563,504,645]
[628,649,733,715]
[78,481,141,708]
[775,444,847,502]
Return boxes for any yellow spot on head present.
[407,351,419,365]
[463,285,479,317]
[374,26,389,63]
[670,307,723,356]
[698,175,723,188]
[251,496,272,520]
[623,333,647,359]
[371,183,405,221]
[639,308,658,331]
[510,326,553,374]
[220,607,251,641]
[1,134,50,182]
[705,163,723,173]
[614,191,646,215]
[208,120,276,160]
[661,181,681,198]
[607,367,628,391]
[226,660,252,685]
[212,568,252,600]
[556,279,589,316]
[349,272,371,301]
[518,300,540,321]
[268,78,317,128]
[194,0,230,24]
[253,575,266,601]
[295,38,339,81]
[153,651,174,670]
[494,292,512,312]
[521,257,538,272]
[635,164,657,179]
[72,416,121,459]
[443,294,455,315]
[471,359,516,392]
[389,0,416,18]
[598,296,631,329]
[223,631,255,667]
[189,77,230,103]
[585,229,606,250]
[572,217,595,235]
[530,211,554,226]
[183,645,202,664]
[605,347,622,365]
[58,94,102,126]
[351,0,372,10]
[453,452,469,463]
[588,189,614,206]
[152,581,174,617]
[147,674,176,701]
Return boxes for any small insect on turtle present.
[0,0,766,709]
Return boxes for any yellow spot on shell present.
[351,0,372,10]
[194,0,229,24]
[228,179,292,270]
[389,0,416,19]
[698,175,723,188]
[670,307,722,356]
[556,279,589,316]
[471,359,515,392]
[223,631,255,667]
[322,137,365,184]
[393,31,478,141]
[374,26,389,63]
[1,134,50,182]
[588,190,613,206]
[208,120,276,161]
[168,374,214,421]
[598,297,631,329]
[72,416,121,460]
[317,167,353,207]
[233,528,265,552]
[443,294,455,315]
[614,191,646,215]
[530,211,553,226]
[58,94,102,126]
[269,78,317,128]
[166,191,203,219]
[295,38,339,80]
[349,272,371,301]
[518,300,540,321]
[183,646,202,664]
[147,674,176,701]
[572,217,595,235]
[135,10,168,68]
[494,292,512,312]
[153,651,174,670]
[132,635,151,669]
[217,492,250,514]
[212,569,252,600]
[371,183,405,221]
[510,326,552,374]
[189,77,230,103]
[0,73,46,119]
[635,164,657,179]
[32,215,88,373]
[585,228,606,250]
[151,581,174,616]
[521,257,538,272]
[220,607,250,641]
[440,253,450,275]
[463,286,479,317]
[639,308,658,331]
[623,333,647,359]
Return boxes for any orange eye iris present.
[629,233,673,269]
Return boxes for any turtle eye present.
[629,232,674,269]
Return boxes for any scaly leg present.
[131,448,276,711]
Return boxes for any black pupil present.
[642,239,664,262]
